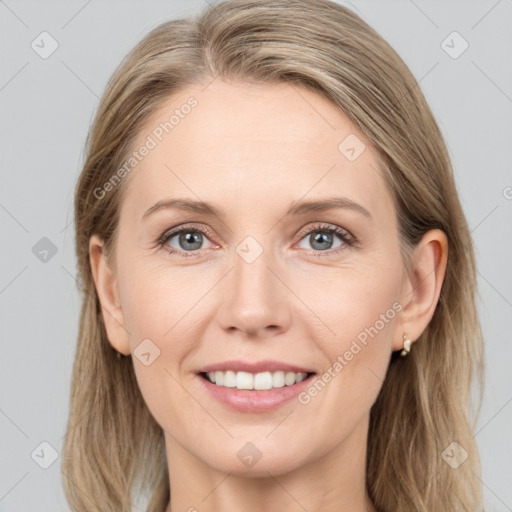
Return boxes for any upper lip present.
[196,360,316,374]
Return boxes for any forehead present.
[120,79,394,223]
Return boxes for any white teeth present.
[223,370,236,387]
[272,371,285,388]
[295,372,307,383]
[285,371,297,386]
[236,371,254,389]
[254,371,273,390]
[204,370,310,390]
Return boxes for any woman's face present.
[95,80,413,476]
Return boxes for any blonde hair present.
[62,0,485,510]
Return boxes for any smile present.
[196,371,317,412]
[201,370,312,390]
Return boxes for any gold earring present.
[400,334,412,357]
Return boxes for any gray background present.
[1,1,511,510]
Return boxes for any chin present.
[200,445,309,477]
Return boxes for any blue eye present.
[296,224,352,254]
[158,223,355,258]
[159,226,215,257]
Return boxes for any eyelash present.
[157,222,356,259]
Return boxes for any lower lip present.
[195,373,316,412]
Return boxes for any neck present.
[164,413,376,512]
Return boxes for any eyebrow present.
[142,196,372,221]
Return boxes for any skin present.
[89,79,448,512]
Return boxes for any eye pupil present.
[311,232,333,251]
[180,231,203,250]
[164,225,347,257]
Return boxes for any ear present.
[89,234,131,356]
[392,229,448,351]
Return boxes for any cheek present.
[296,258,402,407]
[295,282,399,452]
[294,260,401,354]
[119,260,207,348]
[120,268,201,434]
[115,263,202,415]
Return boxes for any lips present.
[196,359,316,375]
[195,370,317,412]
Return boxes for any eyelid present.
[295,222,355,244]
[157,221,357,257]
[157,223,219,248]
[292,222,356,258]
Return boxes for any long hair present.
[61,1,485,510]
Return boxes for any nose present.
[216,241,292,339]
